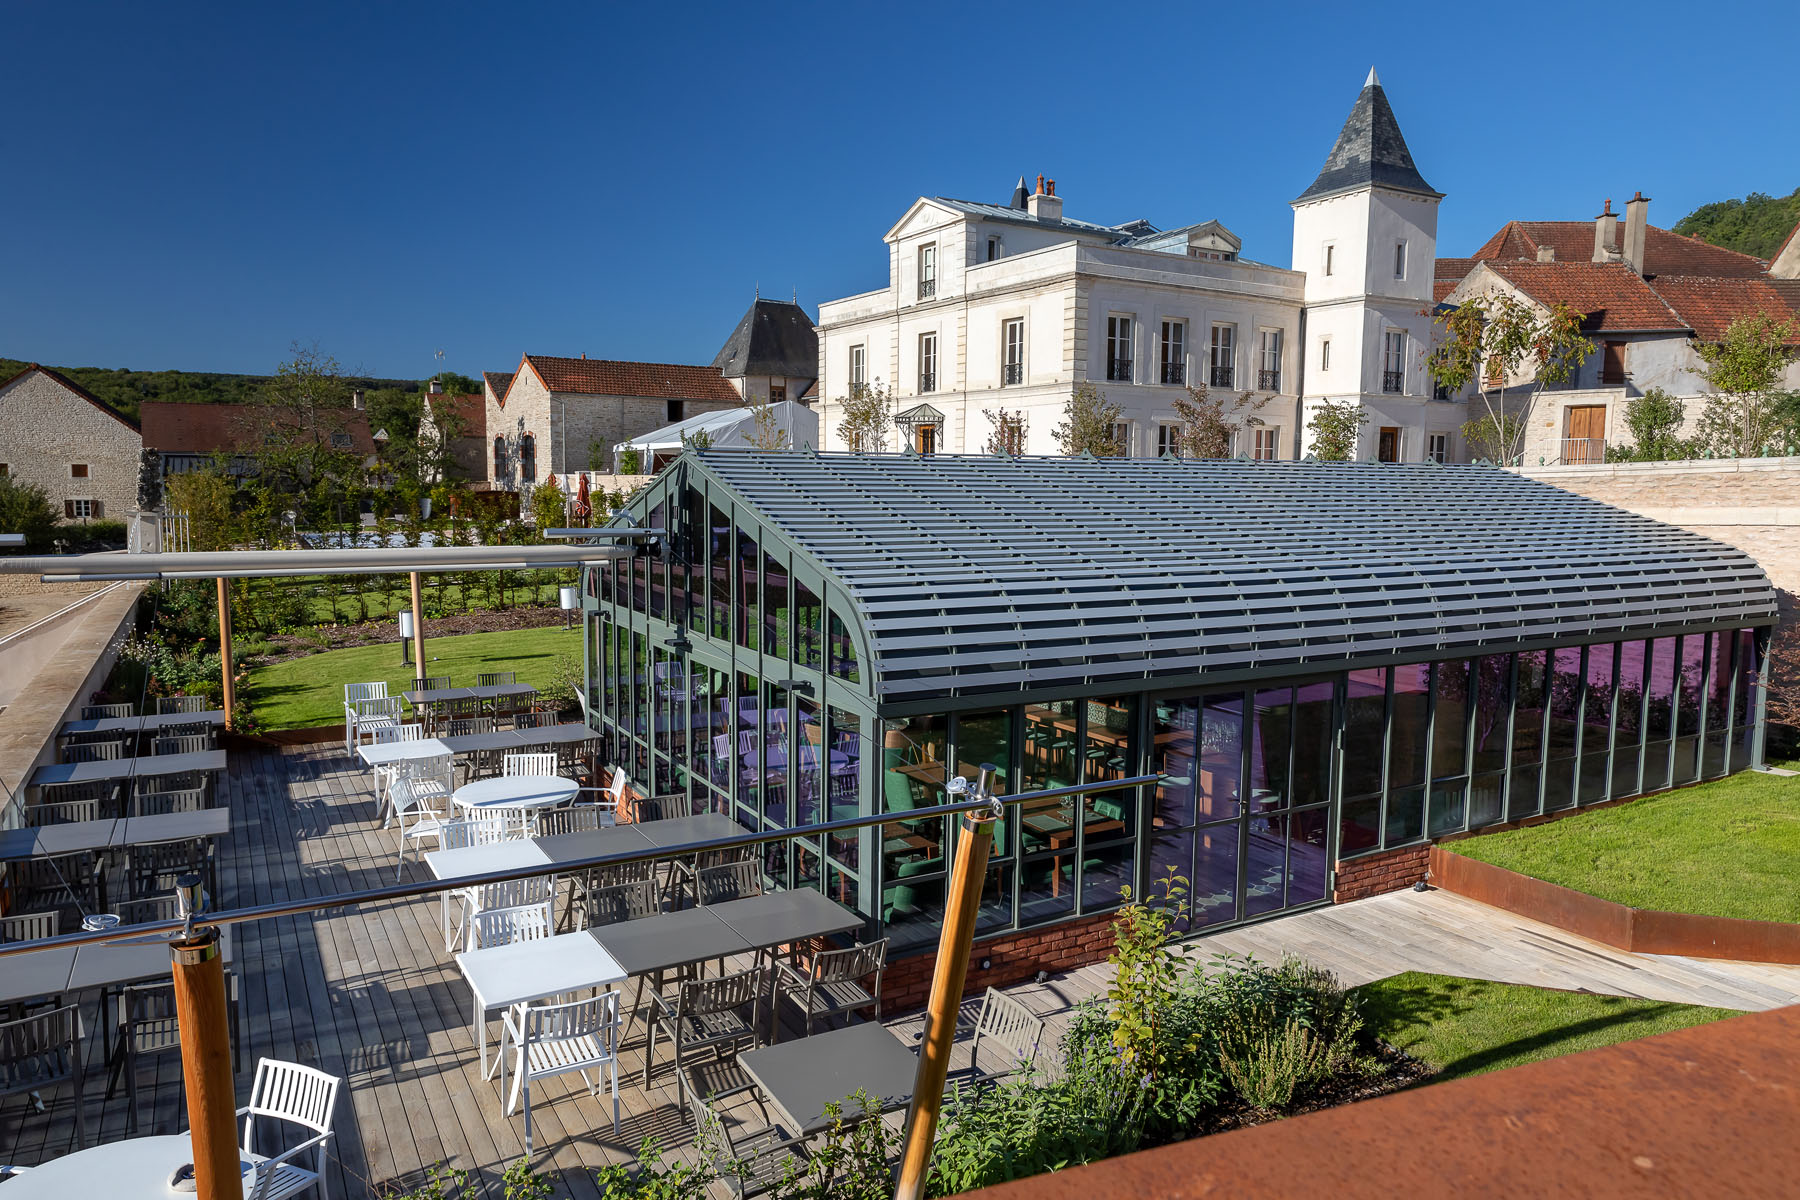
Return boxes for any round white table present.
[2,1134,264,1196]
[452,774,579,814]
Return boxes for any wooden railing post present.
[409,571,426,681]
[215,578,236,731]
[170,874,242,1200]
[894,767,999,1200]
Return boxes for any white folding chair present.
[205,1058,339,1200]
[351,696,405,753]
[502,753,559,778]
[502,992,622,1156]
[343,681,390,753]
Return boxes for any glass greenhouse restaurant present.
[581,451,1776,951]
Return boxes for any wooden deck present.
[8,743,1799,1196]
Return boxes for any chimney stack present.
[1592,199,1618,263]
[1027,172,1063,222]
[351,388,365,411]
[1623,191,1651,277]
[1537,245,1555,263]
[428,378,442,394]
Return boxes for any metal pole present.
[215,579,236,732]
[409,571,426,681]
[894,766,999,1200]
[169,875,242,1200]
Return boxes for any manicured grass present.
[1355,972,1742,1081]
[1449,762,1800,923]
[242,625,581,729]
[242,575,564,626]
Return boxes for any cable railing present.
[0,773,1163,958]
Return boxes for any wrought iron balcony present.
[918,373,937,393]
[917,279,937,301]
[1107,359,1133,382]
[1257,369,1280,391]
[1209,365,1234,389]
[1560,437,1606,465]
[1160,362,1185,385]
[1003,363,1023,386]
[1382,370,1405,394]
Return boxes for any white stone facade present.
[0,367,141,522]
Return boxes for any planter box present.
[1430,846,1800,965]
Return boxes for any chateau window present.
[1157,423,1183,458]
[1258,330,1282,392]
[1002,319,1024,386]
[1320,338,1331,372]
[1323,243,1335,276]
[1109,422,1131,457]
[668,399,685,423]
[849,344,866,389]
[493,437,506,477]
[768,385,784,406]
[519,433,537,483]
[1209,324,1235,389]
[917,244,937,301]
[1382,331,1406,394]
[65,498,96,520]
[986,236,1001,262]
[1394,240,1408,280]
[919,333,938,393]
[1428,433,1449,463]
[1106,315,1133,382]
[1253,428,1279,461]
[1160,321,1185,385]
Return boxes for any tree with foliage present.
[1673,187,1800,259]
[0,475,60,551]
[137,447,164,511]
[680,428,714,452]
[1460,412,1525,462]
[743,397,790,450]
[1611,387,1691,461]
[1165,383,1269,458]
[616,447,643,475]
[1305,399,1367,462]
[1053,383,1125,456]
[530,475,566,531]
[836,382,893,453]
[247,342,372,512]
[1692,312,1800,458]
[981,407,1028,455]
[1430,293,1594,465]
[163,469,240,551]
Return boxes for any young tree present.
[1692,312,1800,457]
[255,342,361,490]
[981,407,1028,455]
[1460,412,1525,462]
[617,448,643,475]
[0,474,60,551]
[163,469,239,551]
[1053,383,1125,456]
[1614,387,1690,461]
[586,440,608,471]
[530,475,567,532]
[743,397,790,450]
[1306,399,1368,462]
[1429,293,1594,465]
[1165,383,1269,458]
[836,382,893,453]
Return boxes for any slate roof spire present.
[1010,176,1029,210]
[1296,70,1439,203]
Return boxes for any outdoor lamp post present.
[398,609,414,665]
[559,585,579,630]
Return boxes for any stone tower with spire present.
[1291,68,1444,460]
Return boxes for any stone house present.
[139,402,378,483]
[0,365,141,523]
[418,383,487,482]
[711,297,818,406]
[1437,195,1800,464]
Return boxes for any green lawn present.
[242,575,565,627]
[1449,762,1800,923]
[242,626,582,730]
[1355,972,1742,1081]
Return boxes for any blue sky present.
[4,0,1795,380]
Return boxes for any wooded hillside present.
[1673,188,1800,260]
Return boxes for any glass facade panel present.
[956,709,1014,856]
[763,548,786,658]
[1676,635,1706,783]
[763,683,790,828]
[1431,659,1470,783]
[1385,785,1424,846]
[1389,665,1429,790]
[1249,687,1292,811]
[1544,647,1583,810]
[1512,648,1547,819]
[734,670,760,826]
[794,579,823,670]
[1734,629,1757,770]
[1197,694,1242,822]
[736,526,758,650]
[881,714,947,952]
[1581,644,1616,804]
[1613,641,1648,798]
[829,609,860,682]
[1703,631,1731,777]
[708,504,730,640]
[646,502,666,620]
[1338,669,1386,855]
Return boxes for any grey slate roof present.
[688,451,1775,705]
[930,197,1144,240]
[711,299,819,382]
[1296,73,1439,203]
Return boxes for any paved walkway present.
[892,888,1800,1051]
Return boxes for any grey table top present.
[631,811,744,850]
[403,684,537,704]
[132,749,228,778]
[534,824,653,866]
[0,819,121,861]
[740,1021,918,1135]
[29,758,136,786]
[118,807,230,845]
[0,945,79,1005]
[587,906,753,977]
[65,925,235,992]
[706,889,863,950]
[60,710,226,736]
[517,723,596,746]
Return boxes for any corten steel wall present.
[965,1003,1800,1200]
[1430,846,1800,965]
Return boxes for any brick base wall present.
[1332,844,1430,903]
[878,911,1118,1014]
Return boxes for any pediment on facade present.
[884,198,961,243]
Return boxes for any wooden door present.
[1564,406,1607,463]
[1377,427,1400,462]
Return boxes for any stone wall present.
[0,369,141,522]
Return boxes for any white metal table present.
[0,1133,264,1196]
[454,931,626,1076]
[452,775,579,823]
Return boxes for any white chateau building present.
[816,70,1465,462]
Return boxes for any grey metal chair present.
[629,791,693,823]
[772,938,889,1040]
[81,703,134,720]
[132,788,209,816]
[514,709,559,730]
[694,860,764,907]
[689,1089,808,1199]
[115,896,182,926]
[953,987,1045,1086]
[0,1005,86,1150]
[24,798,100,827]
[155,695,210,714]
[0,912,59,943]
[106,981,182,1133]
[645,967,763,1095]
[417,675,453,691]
[128,839,213,903]
[584,878,660,928]
[10,853,102,914]
[152,733,212,756]
[63,740,127,763]
[476,671,517,688]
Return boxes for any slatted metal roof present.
[689,450,1777,704]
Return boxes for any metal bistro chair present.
[152,733,212,757]
[24,798,100,827]
[81,703,135,720]
[10,852,102,915]
[350,696,405,753]
[106,980,201,1133]
[0,911,60,944]
[584,878,660,929]
[366,722,426,821]
[476,671,517,688]
[417,675,453,692]
[0,1005,86,1150]
[693,860,763,908]
[771,938,889,1041]
[343,681,390,752]
[502,992,622,1156]
[206,1058,339,1200]
[450,876,552,956]
[63,739,128,764]
[155,695,210,715]
[128,839,213,904]
[392,773,454,882]
[514,709,559,731]
[952,987,1045,1087]
[503,752,559,779]
[131,789,208,816]
[629,791,693,823]
[466,900,554,951]
[689,1090,809,1200]
[646,968,763,1107]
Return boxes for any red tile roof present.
[1480,261,1688,333]
[1434,257,1479,303]
[140,402,376,455]
[1647,276,1800,342]
[1471,219,1768,278]
[425,392,484,430]
[0,364,140,431]
[521,355,740,402]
